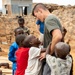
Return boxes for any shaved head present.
[55,42,70,59]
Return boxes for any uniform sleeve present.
[29,47,41,59]
[45,19,60,35]
[8,45,17,62]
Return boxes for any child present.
[24,35,46,75]
[8,28,24,75]
[46,42,73,75]
[15,34,29,75]
[15,34,46,75]
[17,17,30,35]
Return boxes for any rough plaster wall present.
[11,0,32,15]
[2,0,32,15]
[2,0,11,15]
[2,0,11,5]
[11,0,32,5]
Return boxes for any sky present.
[0,0,75,10]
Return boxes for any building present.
[2,0,32,16]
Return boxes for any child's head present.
[54,42,70,59]
[23,34,41,47]
[14,28,24,36]
[18,17,25,28]
[16,34,26,47]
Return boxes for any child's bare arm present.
[39,48,46,60]
[41,48,46,53]
[39,43,51,61]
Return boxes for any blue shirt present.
[36,20,44,34]
[8,42,18,70]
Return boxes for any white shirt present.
[25,47,42,75]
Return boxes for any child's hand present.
[39,52,46,61]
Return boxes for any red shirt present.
[15,47,29,75]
